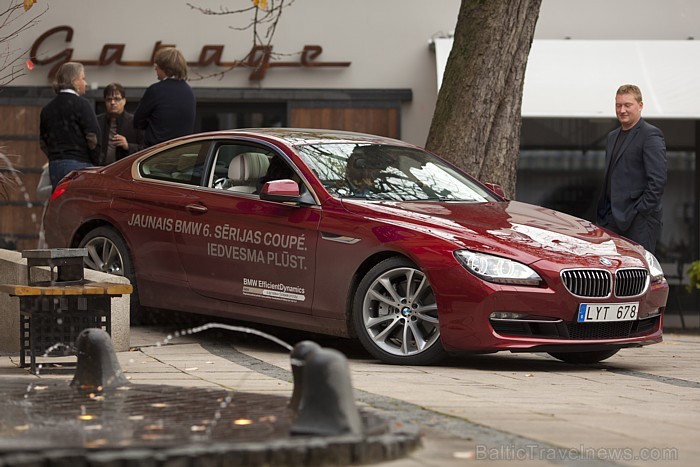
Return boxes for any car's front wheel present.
[353,257,447,365]
[548,349,619,364]
[79,226,144,323]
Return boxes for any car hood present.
[340,199,646,267]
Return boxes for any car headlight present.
[644,250,665,283]
[454,250,542,286]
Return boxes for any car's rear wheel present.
[353,257,447,365]
[79,226,144,323]
[548,349,619,364]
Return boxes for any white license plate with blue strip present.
[577,302,639,323]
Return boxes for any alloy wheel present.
[83,236,125,276]
[361,266,440,358]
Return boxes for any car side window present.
[139,142,205,186]
[210,144,276,194]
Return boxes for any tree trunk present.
[426,0,541,197]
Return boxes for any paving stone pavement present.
[1,323,699,466]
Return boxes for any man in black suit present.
[596,84,667,254]
[97,83,144,165]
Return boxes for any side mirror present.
[259,179,302,203]
[483,182,507,199]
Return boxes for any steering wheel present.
[213,177,229,189]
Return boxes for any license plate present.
[577,302,639,323]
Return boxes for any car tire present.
[79,226,145,324]
[548,349,619,364]
[352,257,447,365]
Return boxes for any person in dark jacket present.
[133,47,196,147]
[596,84,667,253]
[97,83,144,165]
[39,61,101,191]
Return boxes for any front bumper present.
[435,263,668,353]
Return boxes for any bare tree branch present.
[1,1,47,200]
[0,149,20,201]
[0,0,47,87]
[186,0,296,81]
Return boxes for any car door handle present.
[186,204,208,214]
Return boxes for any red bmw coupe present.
[44,129,668,365]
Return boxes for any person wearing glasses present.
[97,83,144,165]
[39,61,101,191]
[133,47,196,148]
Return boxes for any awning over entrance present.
[433,38,700,119]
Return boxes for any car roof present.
[176,128,417,148]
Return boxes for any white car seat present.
[226,152,270,193]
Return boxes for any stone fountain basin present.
[0,379,419,465]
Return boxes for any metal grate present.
[566,321,634,339]
[491,316,660,340]
[615,269,649,297]
[561,269,611,297]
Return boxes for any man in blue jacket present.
[134,47,196,147]
[596,84,667,254]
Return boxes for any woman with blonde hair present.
[39,61,101,191]
[134,47,196,147]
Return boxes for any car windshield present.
[295,143,499,202]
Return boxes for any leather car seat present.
[226,152,270,193]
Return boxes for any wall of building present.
[13,0,700,139]
[9,0,700,143]
[10,0,461,146]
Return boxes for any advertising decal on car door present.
[127,216,309,270]
[207,226,308,270]
[242,277,306,303]
[127,212,313,305]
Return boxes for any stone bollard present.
[289,340,321,414]
[70,328,129,392]
[290,346,363,436]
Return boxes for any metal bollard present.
[70,328,129,392]
[290,346,363,436]
[289,340,321,414]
